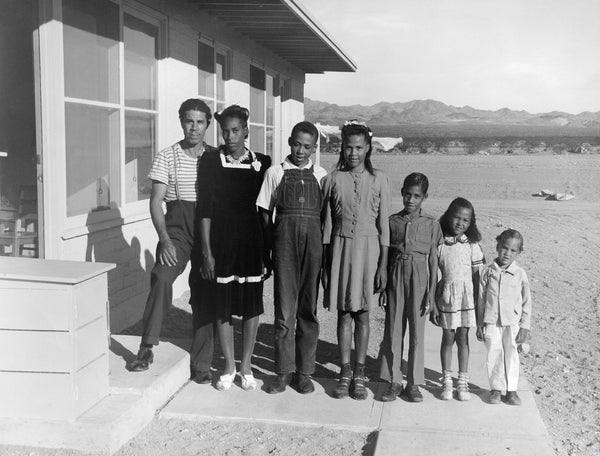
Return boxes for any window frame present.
[248,64,278,156]
[197,37,230,148]
[60,0,165,231]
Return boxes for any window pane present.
[216,53,226,101]
[125,112,155,203]
[266,127,273,157]
[266,75,274,126]
[249,125,264,153]
[62,0,119,103]
[65,103,119,216]
[198,42,214,98]
[124,13,158,110]
[250,87,264,123]
[200,100,215,147]
[216,102,225,146]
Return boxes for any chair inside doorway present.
[0,185,38,257]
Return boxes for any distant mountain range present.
[304,98,600,130]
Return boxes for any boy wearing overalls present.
[257,121,327,394]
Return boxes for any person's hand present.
[262,252,273,281]
[476,326,485,342]
[515,328,530,344]
[158,237,177,267]
[379,291,387,307]
[429,305,440,326]
[374,267,387,294]
[421,292,435,316]
[200,252,215,281]
[321,267,329,293]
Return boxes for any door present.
[0,0,41,258]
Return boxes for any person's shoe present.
[332,364,352,399]
[216,369,236,391]
[350,375,368,401]
[489,389,502,404]
[240,372,257,391]
[456,372,471,401]
[404,384,423,402]
[266,373,294,394]
[191,371,212,384]
[130,347,153,372]
[440,370,453,401]
[294,373,315,394]
[506,391,521,405]
[381,382,403,402]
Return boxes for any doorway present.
[0,0,41,257]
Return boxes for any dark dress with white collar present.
[191,147,271,320]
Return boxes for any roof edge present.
[281,0,357,72]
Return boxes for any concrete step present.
[0,335,190,455]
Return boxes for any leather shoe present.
[266,373,294,394]
[489,389,502,404]
[191,371,212,384]
[381,382,403,402]
[294,373,315,394]
[130,347,153,372]
[506,391,521,405]
[403,384,423,402]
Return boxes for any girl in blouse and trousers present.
[322,120,391,400]
[193,105,271,392]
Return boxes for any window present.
[249,66,276,156]
[197,41,227,147]
[62,0,161,217]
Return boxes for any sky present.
[301,0,600,114]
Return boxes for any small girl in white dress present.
[432,197,484,401]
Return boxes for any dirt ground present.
[3,153,599,456]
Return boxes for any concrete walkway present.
[161,323,554,456]
[0,326,554,455]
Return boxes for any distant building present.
[0,0,355,330]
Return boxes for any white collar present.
[282,156,313,170]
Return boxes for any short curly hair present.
[496,229,524,252]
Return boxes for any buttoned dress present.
[437,235,485,330]
[322,169,391,312]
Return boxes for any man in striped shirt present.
[130,99,217,384]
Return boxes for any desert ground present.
[4,152,599,456]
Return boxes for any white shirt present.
[256,156,328,212]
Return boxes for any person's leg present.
[353,310,370,365]
[217,318,235,375]
[484,324,504,403]
[189,285,215,382]
[131,235,190,371]
[440,329,455,400]
[504,325,521,404]
[273,218,300,376]
[440,329,455,372]
[455,327,471,401]
[456,327,470,373]
[240,314,260,375]
[350,310,370,400]
[295,220,321,377]
[333,311,353,398]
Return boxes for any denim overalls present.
[272,166,322,375]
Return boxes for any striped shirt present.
[148,142,215,202]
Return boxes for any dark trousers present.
[379,256,428,385]
[273,215,321,375]
[140,201,213,372]
[189,246,216,374]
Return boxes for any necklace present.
[226,149,250,164]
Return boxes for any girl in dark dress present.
[196,105,271,391]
